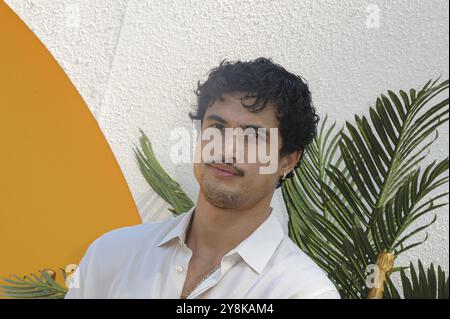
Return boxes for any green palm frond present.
[372,158,449,254]
[386,261,449,299]
[284,114,345,252]
[291,114,346,214]
[134,129,194,215]
[282,78,449,299]
[0,270,67,299]
[283,116,378,298]
[327,79,448,224]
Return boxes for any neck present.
[185,192,273,263]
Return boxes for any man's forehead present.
[204,93,279,128]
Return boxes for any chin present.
[202,182,245,208]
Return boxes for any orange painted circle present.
[0,2,141,294]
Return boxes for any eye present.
[211,123,224,130]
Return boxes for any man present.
[65,57,340,299]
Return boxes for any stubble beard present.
[201,177,247,209]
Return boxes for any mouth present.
[208,163,240,178]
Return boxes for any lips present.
[209,163,239,177]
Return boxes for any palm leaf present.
[284,114,346,249]
[385,261,449,299]
[283,78,449,299]
[134,129,194,215]
[0,270,68,299]
[372,159,449,254]
[283,116,376,298]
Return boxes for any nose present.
[221,130,240,164]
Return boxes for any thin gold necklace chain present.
[180,264,221,299]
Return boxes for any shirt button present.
[175,265,183,273]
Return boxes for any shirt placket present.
[172,239,192,298]
[187,252,240,299]
[186,271,220,299]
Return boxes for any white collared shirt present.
[64,206,340,299]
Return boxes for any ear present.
[280,149,302,175]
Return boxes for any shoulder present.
[265,236,341,299]
[84,213,183,264]
[66,213,185,298]
[92,213,182,252]
[78,214,183,276]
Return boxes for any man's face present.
[193,92,298,210]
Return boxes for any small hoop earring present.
[281,170,287,180]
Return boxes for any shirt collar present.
[156,205,285,275]
[225,207,284,274]
[156,205,195,248]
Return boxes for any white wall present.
[6,0,449,283]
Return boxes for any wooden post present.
[367,251,395,299]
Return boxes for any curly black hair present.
[189,57,319,188]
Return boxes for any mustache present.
[205,161,245,176]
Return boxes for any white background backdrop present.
[6,0,449,284]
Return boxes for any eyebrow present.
[205,114,266,131]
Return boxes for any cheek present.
[246,163,273,181]
[252,162,280,186]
